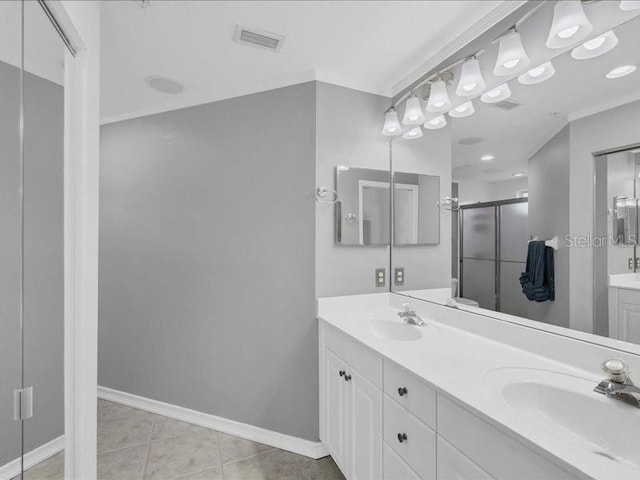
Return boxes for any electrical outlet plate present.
[394,267,404,286]
[630,258,635,270]
[375,268,386,287]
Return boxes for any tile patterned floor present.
[15,399,344,480]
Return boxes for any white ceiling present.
[451,11,640,183]
[100,0,503,123]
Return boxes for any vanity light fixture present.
[402,93,425,125]
[424,115,447,130]
[512,172,525,177]
[480,83,512,103]
[481,154,494,161]
[381,107,402,136]
[546,0,593,49]
[426,77,452,113]
[572,31,618,60]
[456,56,486,97]
[518,61,556,85]
[620,0,640,10]
[494,29,530,76]
[402,127,424,140]
[606,64,637,79]
[448,101,475,118]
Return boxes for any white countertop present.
[610,273,640,290]
[318,293,640,480]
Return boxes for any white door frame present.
[358,180,389,245]
[41,2,99,479]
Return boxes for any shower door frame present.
[459,197,528,312]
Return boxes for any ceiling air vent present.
[234,25,286,52]
[488,99,522,111]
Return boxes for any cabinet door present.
[349,369,382,480]
[324,349,349,472]
[616,303,640,344]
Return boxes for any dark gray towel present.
[519,241,555,302]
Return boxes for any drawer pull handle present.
[398,387,408,397]
[344,374,352,382]
[397,433,408,443]
[339,370,346,377]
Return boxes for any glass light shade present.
[423,115,447,130]
[381,108,401,136]
[620,1,640,11]
[494,30,530,76]
[456,57,486,97]
[402,127,423,140]
[426,80,452,113]
[480,83,511,103]
[546,1,593,49]
[606,64,637,79]
[518,61,556,85]
[402,94,425,125]
[571,31,618,60]
[448,101,475,118]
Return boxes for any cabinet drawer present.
[437,394,581,480]
[325,324,382,388]
[383,441,421,480]
[437,436,495,480]
[383,394,435,479]
[383,360,436,429]
[617,288,640,305]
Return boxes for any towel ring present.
[316,186,338,205]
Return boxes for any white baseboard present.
[0,435,64,480]
[98,386,327,459]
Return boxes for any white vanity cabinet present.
[609,287,640,344]
[321,324,382,479]
[319,320,585,480]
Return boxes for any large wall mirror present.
[389,1,640,352]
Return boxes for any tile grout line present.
[140,419,157,480]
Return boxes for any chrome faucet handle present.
[602,358,630,383]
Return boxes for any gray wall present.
[315,82,391,297]
[570,99,640,333]
[99,82,319,441]
[528,126,570,327]
[392,126,453,291]
[0,63,64,466]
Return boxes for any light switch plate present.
[375,268,386,287]
[394,267,404,286]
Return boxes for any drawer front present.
[325,324,382,388]
[617,288,640,305]
[383,360,436,429]
[437,394,581,480]
[437,436,495,480]
[383,394,436,479]
[383,441,421,480]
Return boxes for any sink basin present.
[369,319,423,342]
[484,367,640,468]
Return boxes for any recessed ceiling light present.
[481,155,494,161]
[146,76,184,94]
[606,65,637,79]
[512,172,525,177]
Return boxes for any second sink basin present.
[369,318,423,342]
[483,367,640,469]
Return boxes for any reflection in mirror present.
[393,172,440,245]
[389,2,640,350]
[335,166,390,246]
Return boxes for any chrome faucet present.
[594,358,640,407]
[397,303,426,327]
